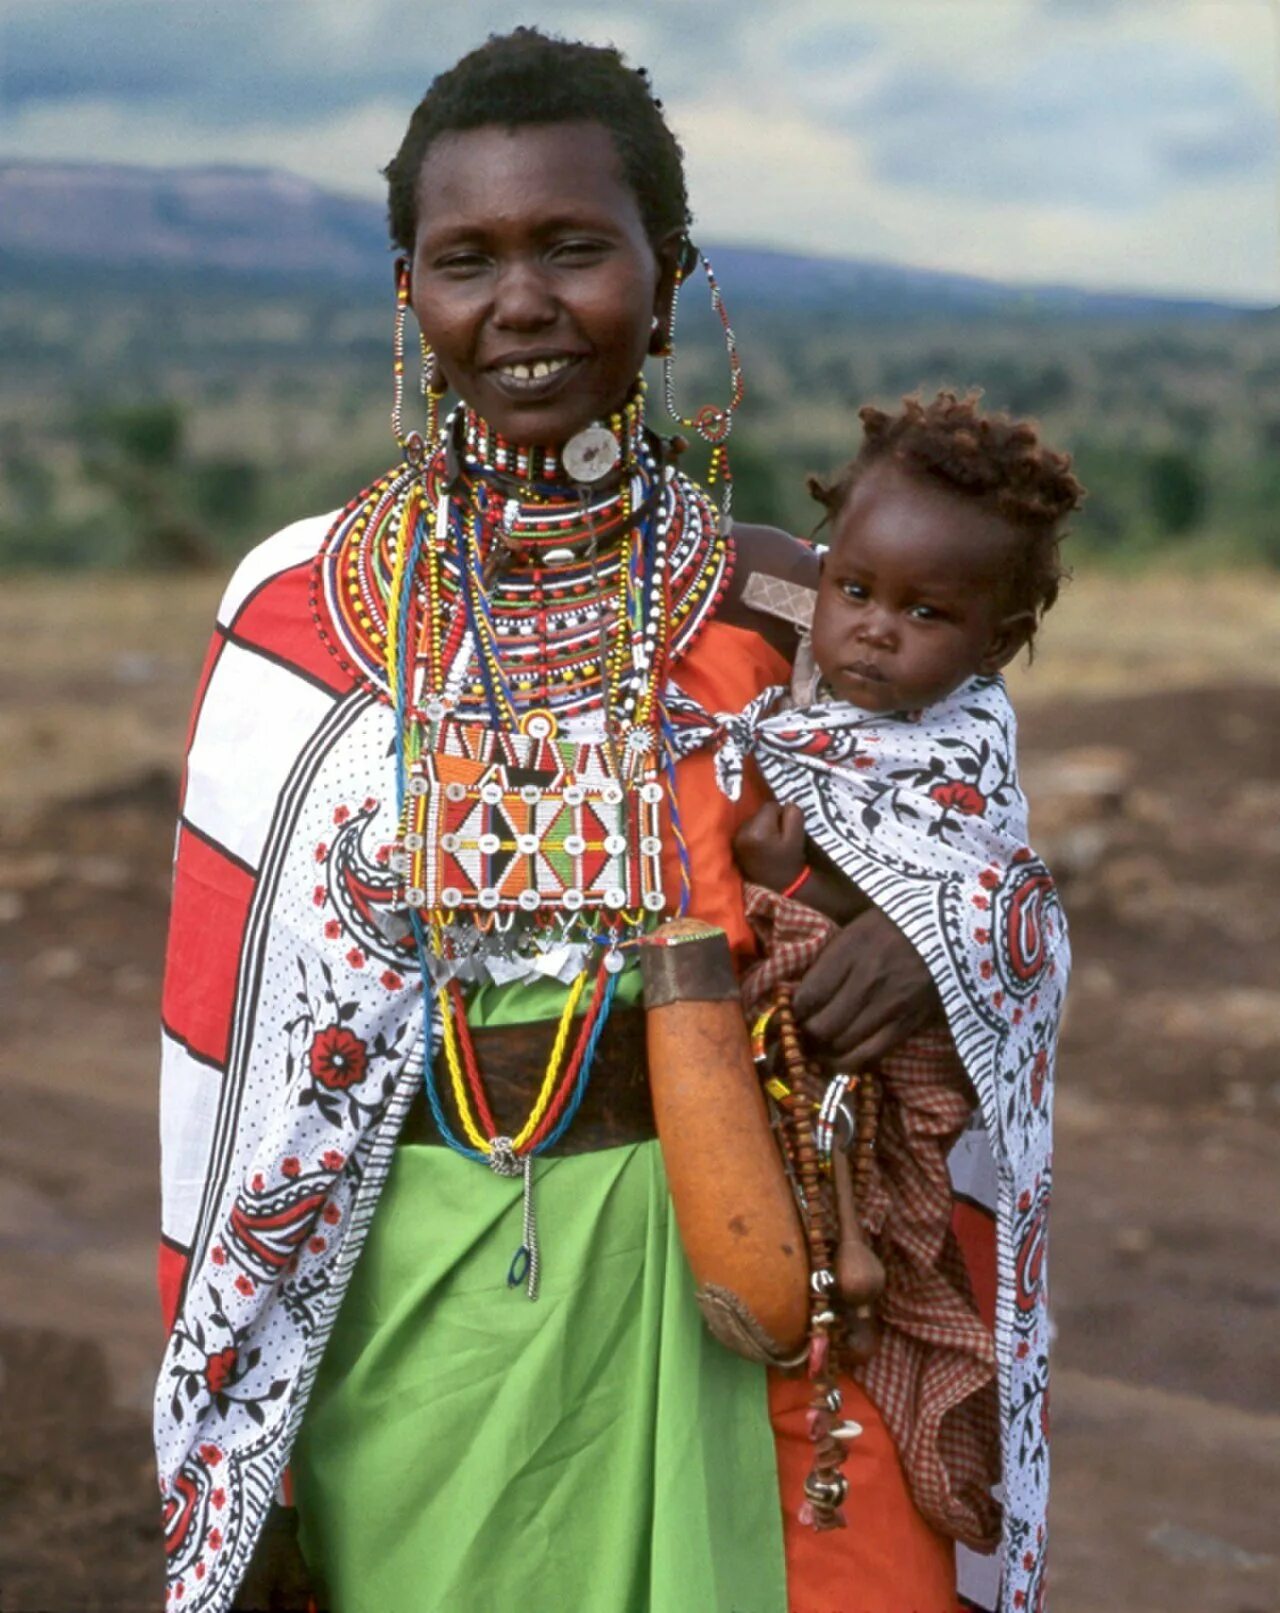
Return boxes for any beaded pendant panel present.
[398,719,665,918]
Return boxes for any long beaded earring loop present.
[391,261,442,465]
[661,244,745,531]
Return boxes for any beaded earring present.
[392,260,444,462]
[660,244,745,531]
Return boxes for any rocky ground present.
[0,575,1277,1612]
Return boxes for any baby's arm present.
[733,801,873,925]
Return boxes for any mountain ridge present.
[0,158,1267,322]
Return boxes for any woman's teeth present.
[498,357,573,382]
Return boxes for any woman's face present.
[408,120,673,446]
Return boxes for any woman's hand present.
[231,1507,320,1613]
[792,904,940,1068]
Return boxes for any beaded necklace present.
[314,384,732,1295]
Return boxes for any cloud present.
[0,0,1275,301]
[849,38,1272,208]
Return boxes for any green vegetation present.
[1,266,1275,570]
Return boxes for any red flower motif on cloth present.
[980,960,994,980]
[314,843,328,863]
[235,1275,255,1298]
[198,1444,222,1466]
[1016,1340,1031,1360]
[308,1026,369,1090]
[974,928,990,946]
[854,755,875,770]
[308,1235,327,1254]
[362,796,378,812]
[1014,1593,1026,1609]
[1031,1049,1048,1106]
[979,867,1000,890]
[346,947,366,970]
[322,1203,341,1225]
[1023,1552,1036,1571]
[333,805,351,825]
[381,969,404,991]
[211,1489,226,1510]
[929,779,986,815]
[208,1528,223,1552]
[211,1245,226,1266]
[375,844,391,865]
[324,919,342,941]
[282,1157,300,1178]
[971,894,990,910]
[312,886,326,907]
[204,1348,237,1393]
[322,1149,346,1172]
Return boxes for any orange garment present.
[664,617,783,960]
[668,616,962,1611]
[770,1371,961,1613]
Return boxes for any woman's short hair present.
[385,27,691,255]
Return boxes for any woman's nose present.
[492,260,557,329]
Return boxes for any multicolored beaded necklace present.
[314,383,732,1295]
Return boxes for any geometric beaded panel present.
[398,719,665,916]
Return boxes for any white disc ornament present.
[562,424,620,483]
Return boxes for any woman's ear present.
[395,256,411,298]
[980,610,1036,673]
[650,231,689,355]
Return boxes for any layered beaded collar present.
[459,389,648,492]
[315,388,733,720]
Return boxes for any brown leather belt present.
[398,1005,657,1156]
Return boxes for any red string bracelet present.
[778,866,812,901]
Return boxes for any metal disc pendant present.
[562,424,620,484]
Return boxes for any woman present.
[156,30,1024,1613]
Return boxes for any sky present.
[2,0,1277,304]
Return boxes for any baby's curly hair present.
[809,390,1085,633]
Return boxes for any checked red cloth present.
[742,882,1001,1551]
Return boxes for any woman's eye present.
[550,238,608,264]
[434,252,490,276]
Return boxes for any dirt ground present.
[1,572,1277,1613]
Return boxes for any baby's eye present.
[909,603,944,621]
[839,580,868,601]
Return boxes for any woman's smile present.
[485,349,587,399]
[409,122,674,445]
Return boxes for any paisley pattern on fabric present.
[664,673,1067,1613]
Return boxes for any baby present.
[733,389,1083,923]
[667,390,1081,1559]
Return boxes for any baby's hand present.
[733,801,807,892]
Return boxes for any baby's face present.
[810,461,1028,713]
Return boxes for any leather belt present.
[398,1005,656,1157]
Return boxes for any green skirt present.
[292,1140,788,1613]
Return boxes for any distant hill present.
[0,159,1265,323]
